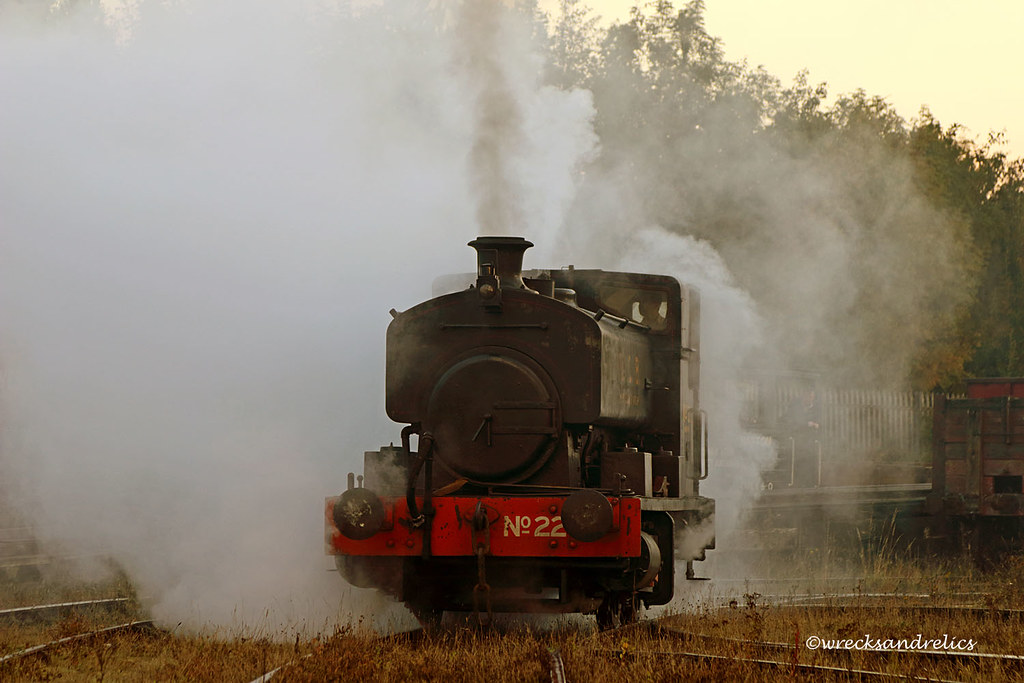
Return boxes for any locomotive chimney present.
[469,236,533,291]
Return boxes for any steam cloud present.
[454,0,526,235]
[0,0,969,630]
[0,0,592,633]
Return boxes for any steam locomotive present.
[324,236,714,626]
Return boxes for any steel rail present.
[0,526,108,571]
[712,577,872,584]
[0,597,133,624]
[0,620,155,667]
[713,578,986,597]
[244,627,425,683]
[247,659,304,683]
[762,592,988,604]
[769,602,1024,620]
[723,592,940,607]
[595,646,961,682]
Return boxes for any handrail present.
[816,440,822,487]
[698,409,709,481]
[788,437,796,487]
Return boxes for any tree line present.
[539,0,1024,391]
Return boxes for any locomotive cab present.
[325,236,715,627]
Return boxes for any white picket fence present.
[818,389,935,458]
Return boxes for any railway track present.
[0,525,45,581]
[247,654,314,683]
[0,597,134,624]
[0,620,157,667]
[759,591,986,603]
[598,645,963,682]
[588,597,1024,681]
[653,621,1024,669]
[244,627,427,682]
[770,602,1024,621]
[711,587,1017,618]
[607,645,962,681]
[254,608,1020,683]
[6,591,1019,680]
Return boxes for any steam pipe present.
[421,432,435,559]
[402,424,425,526]
[401,424,436,558]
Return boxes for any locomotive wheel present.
[596,591,639,630]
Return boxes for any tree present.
[547,0,602,89]
[546,0,1023,390]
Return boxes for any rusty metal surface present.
[426,350,559,482]
[934,391,1024,517]
[384,242,693,490]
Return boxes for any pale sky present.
[544,0,1024,160]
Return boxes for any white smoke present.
[2,0,786,630]
[615,228,775,540]
[547,225,775,577]
[0,0,594,633]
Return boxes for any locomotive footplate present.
[326,495,642,558]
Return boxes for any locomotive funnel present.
[469,236,533,290]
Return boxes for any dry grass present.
[1,622,297,682]
[4,553,1024,681]
[0,561,136,611]
[279,605,1024,682]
